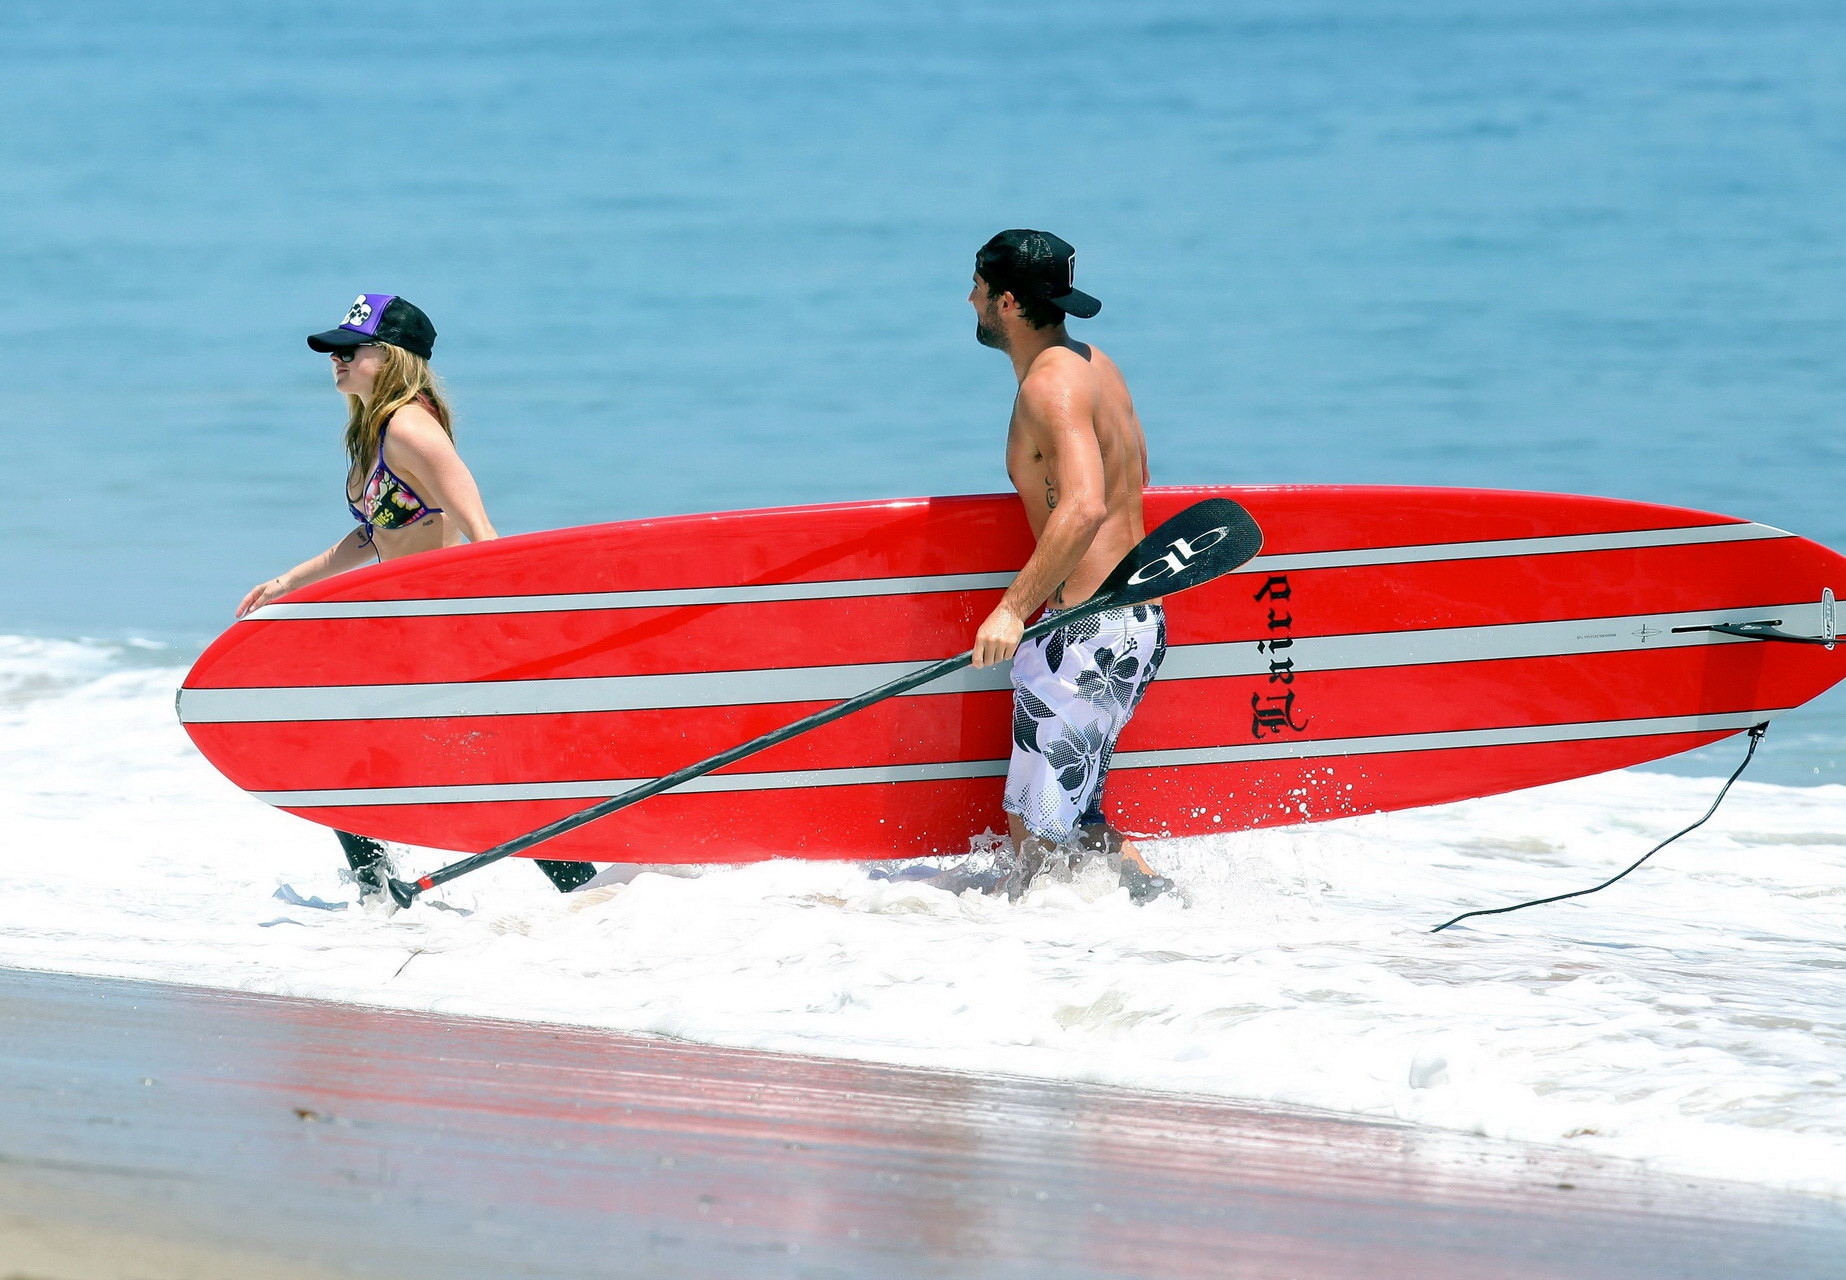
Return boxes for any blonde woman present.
[239,294,593,899]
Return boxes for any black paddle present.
[387,499,1264,908]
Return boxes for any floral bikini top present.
[347,425,442,545]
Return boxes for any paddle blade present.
[1098,498,1264,607]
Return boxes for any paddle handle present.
[392,596,1121,902]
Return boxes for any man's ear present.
[997,290,1018,316]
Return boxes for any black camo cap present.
[307,293,437,360]
[975,229,1101,319]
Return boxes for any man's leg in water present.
[1077,822,1176,904]
[1076,822,1149,872]
[1000,606,1173,901]
[335,831,593,896]
[999,814,1057,899]
[999,818,1172,903]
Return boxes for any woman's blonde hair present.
[343,343,453,477]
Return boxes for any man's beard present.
[975,303,1008,351]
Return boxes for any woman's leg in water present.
[336,832,594,895]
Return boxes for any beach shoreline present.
[2,966,1841,1279]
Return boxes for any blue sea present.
[4,0,1844,779]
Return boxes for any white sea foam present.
[2,636,1843,1197]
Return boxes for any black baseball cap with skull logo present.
[307,294,437,360]
[975,230,1102,319]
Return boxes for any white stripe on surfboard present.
[179,597,1830,725]
[250,572,1020,619]
[249,708,1785,808]
[246,521,1789,621]
[1255,519,1787,572]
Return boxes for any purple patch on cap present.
[338,294,396,337]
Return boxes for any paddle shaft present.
[398,595,1132,898]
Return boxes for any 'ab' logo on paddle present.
[1127,526,1233,586]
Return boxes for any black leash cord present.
[1429,723,1769,934]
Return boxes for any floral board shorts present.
[1003,602,1168,847]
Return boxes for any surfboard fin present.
[1675,588,1837,650]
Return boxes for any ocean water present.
[4,0,1846,1196]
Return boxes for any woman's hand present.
[237,531,374,618]
[237,577,291,618]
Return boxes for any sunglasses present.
[330,344,377,364]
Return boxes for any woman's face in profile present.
[331,343,386,399]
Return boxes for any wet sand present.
[0,967,1840,1279]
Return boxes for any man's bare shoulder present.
[1061,341,1125,385]
[1017,347,1097,426]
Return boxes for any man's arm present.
[973,371,1107,668]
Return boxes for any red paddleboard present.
[178,486,1846,864]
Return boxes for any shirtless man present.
[967,230,1173,903]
